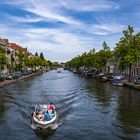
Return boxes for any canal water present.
[0,70,140,140]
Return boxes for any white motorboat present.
[112,76,124,87]
[32,104,58,130]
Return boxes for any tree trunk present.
[128,63,132,82]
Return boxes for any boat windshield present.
[35,104,48,112]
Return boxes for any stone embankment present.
[0,72,42,88]
[124,82,140,90]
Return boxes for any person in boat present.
[48,102,55,112]
[45,110,52,121]
[48,103,56,118]
[38,112,45,121]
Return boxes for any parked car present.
[134,77,140,84]
[5,73,15,80]
[0,75,4,82]
[22,71,29,76]
[15,72,22,78]
[107,73,127,80]
[27,70,32,74]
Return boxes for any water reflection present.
[0,70,140,140]
[0,94,6,122]
[83,76,140,140]
[116,89,140,139]
[84,79,112,106]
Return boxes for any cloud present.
[0,23,91,61]
[20,26,121,61]
[1,0,136,62]
[2,0,123,35]
[0,12,125,62]
[60,0,119,12]
[4,0,82,26]
[10,16,43,23]
[89,23,125,35]
[4,0,119,26]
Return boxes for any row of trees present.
[14,51,53,71]
[66,41,113,70]
[66,42,113,70]
[66,25,140,80]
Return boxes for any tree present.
[0,45,7,72]
[35,52,38,56]
[40,52,45,60]
[66,44,113,71]
[114,25,140,81]
[15,51,26,71]
[93,42,112,71]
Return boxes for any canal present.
[0,70,140,140]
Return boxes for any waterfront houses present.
[8,43,27,71]
[0,38,50,76]
[106,59,116,73]
[124,59,140,81]
[105,58,140,81]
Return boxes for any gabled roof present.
[0,38,9,45]
[2,39,9,44]
[9,43,27,52]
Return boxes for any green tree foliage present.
[35,52,38,56]
[66,42,112,71]
[47,60,53,66]
[15,51,26,71]
[94,42,112,70]
[24,55,49,70]
[114,25,140,81]
[0,45,7,71]
[40,52,45,60]
[24,56,34,69]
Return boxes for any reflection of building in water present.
[116,89,140,137]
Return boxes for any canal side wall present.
[0,72,42,88]
[124,82,140,90]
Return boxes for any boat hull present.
[113,82,124,87]
[112,79,124,87]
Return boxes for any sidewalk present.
[0,72,42,88]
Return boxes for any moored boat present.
[112,76,125,87]
[112,79,124,86]
[99,75,109,82]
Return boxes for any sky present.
[0,0,140,62]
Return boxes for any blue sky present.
[0,0,140,62]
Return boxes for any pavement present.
[0,72,42,88]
